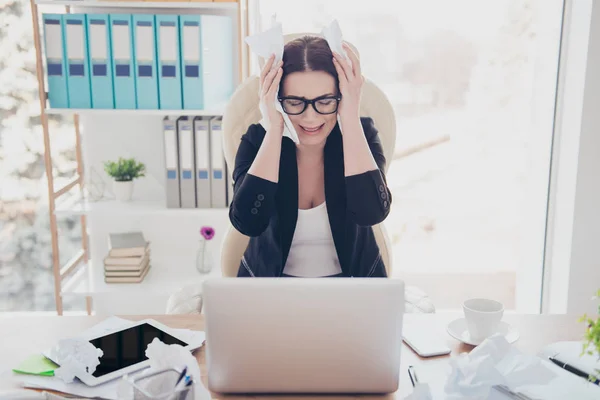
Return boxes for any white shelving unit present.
[55,195,229,218]
[36,0,238,10]
[31,0,250,315]
[45,105,227,117]
[61,254,222,297]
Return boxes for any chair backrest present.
[220,34,396,277]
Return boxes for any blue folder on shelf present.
[133,14,159,109]
[179,15,202,110]
[42,14,69,109]
[109,14,136,109]
[179,15,234,110]
[156,15,182,110]
[64,14,91,108]
[87,14,114,109]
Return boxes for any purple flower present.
[200,226,215,241]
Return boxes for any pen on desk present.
[548,356,600,385]
[175,366,188,387]
[175,375,192,400]
[408,365,418,387]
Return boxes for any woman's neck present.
[296,143,325,166]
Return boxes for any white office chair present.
[166,34,435,315]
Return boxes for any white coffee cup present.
[463,298,504,343]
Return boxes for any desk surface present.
[0,313,585,398]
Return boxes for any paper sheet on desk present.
[20,375,121,400]
[16,317,206,399]
[516,359,600,400]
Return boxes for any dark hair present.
[280,36,339,94]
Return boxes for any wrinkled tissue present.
[444,334,556,400]
[245,15,299,144]
[320,19,352,71]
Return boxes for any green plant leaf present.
[103,157,146,181]
[579,289,600,366]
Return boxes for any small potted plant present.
[103,157,146,202]
[579,289,600,381]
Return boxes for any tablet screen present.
[89,323,188,377]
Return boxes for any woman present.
[229,36,392,277]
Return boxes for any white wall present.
[544,0,600,316]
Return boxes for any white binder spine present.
[194,117,211,208]
[163,117,180,208]
[209,116,226,208]
[178,117,196,208]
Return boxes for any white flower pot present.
[113,180,133,202]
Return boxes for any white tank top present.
[282,201,342,277]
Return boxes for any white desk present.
[0,313,588,398]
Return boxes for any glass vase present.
[196,238,213,274]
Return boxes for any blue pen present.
[174,374,191,391]
[175,367,187,387]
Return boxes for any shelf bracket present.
[53,175,82,199]
[60,249,86,279]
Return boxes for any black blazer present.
[229,117,392,277]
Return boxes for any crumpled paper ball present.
[47,338,103,383]
[444,334,556,400]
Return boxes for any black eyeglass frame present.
[277,94,342,115]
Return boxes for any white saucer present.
[447,318,519,346]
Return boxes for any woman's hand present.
[259,55,284,134]
[332,42,364,120]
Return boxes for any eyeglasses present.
[277,94,342,115]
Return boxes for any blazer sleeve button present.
[380,192,387,199]
[379,185,385,192]
[257,194,265,201]
[254,200,262,207]
[383,201,388,208]
[251,208,259,215]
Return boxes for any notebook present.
[108,232,148,257]
[104,262,151,283]
[104,248,150,268]
[104,257,150,278]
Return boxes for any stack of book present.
[104,232,151,283]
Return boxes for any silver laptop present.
[203,278,405,394]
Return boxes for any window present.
[257,0,565,311]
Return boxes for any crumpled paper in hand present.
[321,19,352,72]
[47,338,103,384]
[321,19,350,134]
[117,338,210,400]
[245,14,299,144]
[444,334,556,400]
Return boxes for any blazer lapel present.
[277,137,298,274]
[324,124,348,275]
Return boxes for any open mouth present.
[299,123,325,135]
